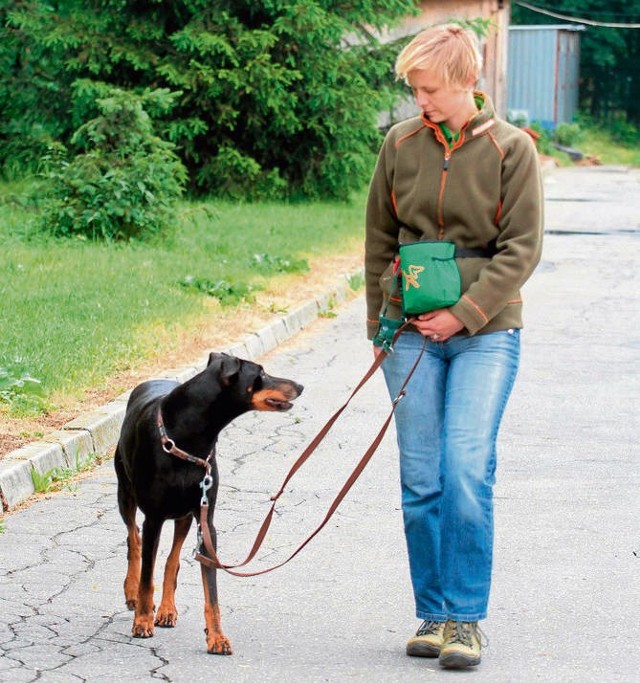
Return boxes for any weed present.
[0,359,47,415]
[178,275,258,306]
[30,451,104,494]
[268,303,289,315]
[319,296,338,318]
[347,272,365,291]
[31,465,74,494]
[251,252,309,275]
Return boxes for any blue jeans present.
[382,329,520,622]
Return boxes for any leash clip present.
[193,524,204,558]
[161,438,175,454]
[199,473,214,505]
[392,390,406,406]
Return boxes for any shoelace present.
[447,622,489,648]
[416,620,444,636]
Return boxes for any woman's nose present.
[415,91,429,108]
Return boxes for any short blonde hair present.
[395,24,482,87]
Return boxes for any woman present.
[365,24,543,669]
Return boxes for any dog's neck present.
[160,390,248,455]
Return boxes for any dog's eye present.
[248,373,263,394]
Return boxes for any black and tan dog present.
[114,352,303,654]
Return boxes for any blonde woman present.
[365,24,543,669]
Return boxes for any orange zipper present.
[437,152,451,240]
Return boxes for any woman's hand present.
[409,308,464,342]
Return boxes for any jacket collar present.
[420,90,497,142]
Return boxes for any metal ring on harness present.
[162,438,176,454]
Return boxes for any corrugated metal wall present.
[507,25,584,129]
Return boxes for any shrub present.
[528,122,554,156]
[553,122,583,148]
[41,86,187,240]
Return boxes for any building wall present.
[507,26,583,128]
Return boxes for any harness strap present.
[157,409,214,471]
[195,324,426,576]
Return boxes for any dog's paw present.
[125,598,137,611]
[205,631,233,655]
[132,615,155,638]
[155,608,178,628]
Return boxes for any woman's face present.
[408,69,475,132]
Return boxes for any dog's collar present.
[157,407,215,472]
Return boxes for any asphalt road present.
[1,165,639,682]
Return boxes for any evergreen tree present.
[2,0,415,199]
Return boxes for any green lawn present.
[1,186,366,416]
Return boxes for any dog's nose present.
[294,383,304,396]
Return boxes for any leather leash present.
[189,324,427,577]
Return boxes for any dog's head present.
[207,352,303,412]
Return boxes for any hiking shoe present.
[439,620,484,669]
[406,620,446,658]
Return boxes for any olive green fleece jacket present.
[365,92,544,340]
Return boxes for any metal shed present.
[507,25,585,129]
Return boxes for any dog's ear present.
[219,355,241,386]
[207,351,229,367]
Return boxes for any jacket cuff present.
[450,296,488,336]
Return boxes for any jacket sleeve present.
[365,134,401,339]
[449,132,544,334]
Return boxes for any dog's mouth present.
[253,384,302,412]
[265,397,294,411]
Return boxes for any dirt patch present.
[0,248,364,459]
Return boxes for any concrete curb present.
[0,269,363,512]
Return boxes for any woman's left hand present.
[409,308,464,342]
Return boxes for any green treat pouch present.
[399,241,461,315]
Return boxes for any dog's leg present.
[155,515,192,628]
[132,517,163,638]
[200,512,232,655]
[124,524,142,610]
[115,448,141,610]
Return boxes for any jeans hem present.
[445,612,487,622]
[416,611,447,622]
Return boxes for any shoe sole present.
[406,642,440,658]
[439,652,481,669]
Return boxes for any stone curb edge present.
[0,269,364,512]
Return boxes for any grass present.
[579,127,640,167]
[1,184,366,417]
[537,117,640,167]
